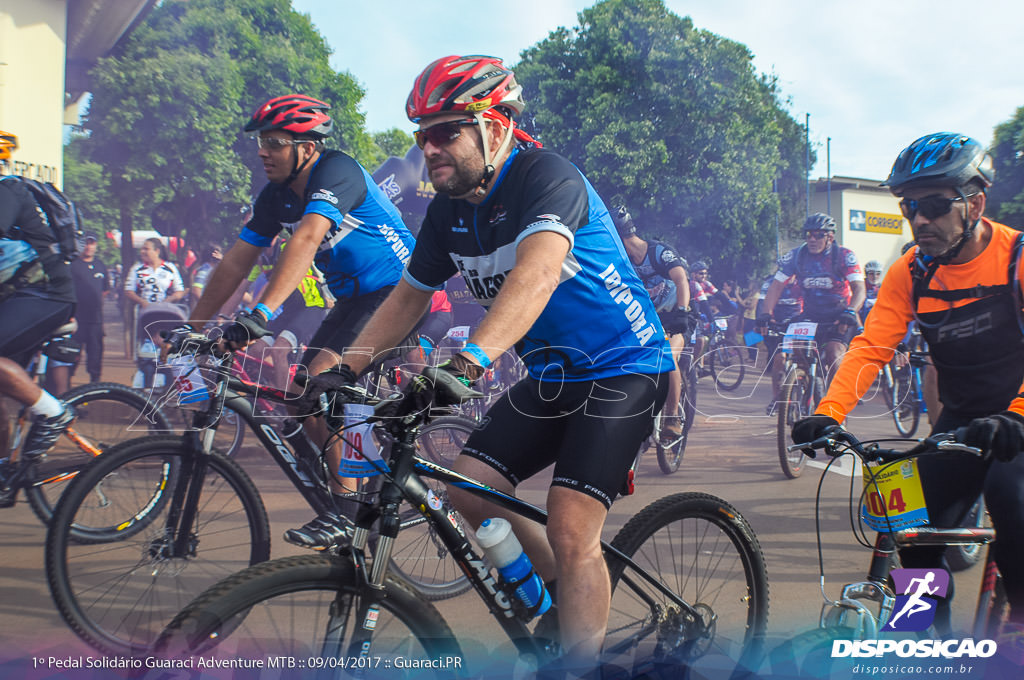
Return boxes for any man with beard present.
[303,56,673,674]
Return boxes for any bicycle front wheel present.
[655,400,687,474]
[384,416,475,600]
[45,435,270,656]
[25,382,172,528]
[606,492,770,676]
[891,363,920,438]
[777,370,810,478]
[156,554,461,678]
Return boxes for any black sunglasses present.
[414,119,479,149]
[898,195,970,221]
[804,230,831,240]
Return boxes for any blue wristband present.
[253,303,273,321]
[462,342,491,369]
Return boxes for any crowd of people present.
[2,52,1023,673]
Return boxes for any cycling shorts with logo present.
[461,372,670,508]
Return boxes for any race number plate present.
[714,317,730,331]
[782,322,817,351]
[861,458,929,532]
[337,403,388,477]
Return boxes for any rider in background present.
[613,204,691,442]
[186,94,416,550]
[760,213,865,384]
[0,176,76,470]
[792,132,1024,646]
[862,259,883,319]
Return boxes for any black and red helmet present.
[244,94,333,139]
[406,55,525,123]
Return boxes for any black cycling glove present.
[222,310,271,349]
[403,356,484,417]
[836,308,861,329]
[790,415,840,457]
[661,308,692,335]
[298,364,358,417]
[956,411,1024,462]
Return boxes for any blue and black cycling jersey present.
[405,146,673,381]
[240,150,415,301]
[632,241,685,312]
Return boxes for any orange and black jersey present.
[817,219,1024,421]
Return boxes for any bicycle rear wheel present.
[383,416,475,600]
[768,626,855,678]
[709,340,746,391]
[25,382,172,529]
[155,554,461,678]
[890,363,920,438]
[45,436,270,656]
[777,370,810,478]
[606,492,770,676]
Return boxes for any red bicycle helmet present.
[244,94,333,138]
[406,55,525,122]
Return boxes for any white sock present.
[29,391,65,419]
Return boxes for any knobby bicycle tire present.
[768,625,855,679]
[45,435,270,656]
[655,399,686,474]
[25,382,172,531]
[606,492,770,677]
[155,554,461,678]
[777,370,809,479]
[709,340,746,392]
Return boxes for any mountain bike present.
[45,336,477,656]
[706,315,746,392]
[774,321,827,478]
[769,429,1009,678]
[880,341,929,439]
[155,372,770,678]
[1,320,171,529]
[629,347,698,478]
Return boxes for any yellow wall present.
[813,187,910,273]
[0,0,67,187]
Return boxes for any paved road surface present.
[0,305,993,678]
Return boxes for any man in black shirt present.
[70,232,108,382]
[0,176,77,471]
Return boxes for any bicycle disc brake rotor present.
[654,602,715,661]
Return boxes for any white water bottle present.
[476,518,551,618]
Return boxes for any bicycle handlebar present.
[788,426,983,463]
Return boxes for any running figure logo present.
[883,568,950,632]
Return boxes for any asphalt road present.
[0,310,996,679]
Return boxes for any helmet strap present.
[931,187,977,264]
[457,112,515,200]
[281,141,317,187]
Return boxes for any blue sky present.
[292,0,1024,180]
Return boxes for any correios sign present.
[849,209,905,235]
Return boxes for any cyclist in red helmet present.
[308,56,674,673]
[186,94,417,550]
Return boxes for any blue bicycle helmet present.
[883,132,994,195]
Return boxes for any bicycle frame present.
[339,413,702,665]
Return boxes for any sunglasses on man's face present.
[898,194,969,221]
[253,135,310,150]
[804,230,831,240]
[414,119,479,149]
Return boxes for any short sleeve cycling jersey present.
[0,177,74,302]
[125,261,184,303]
[632,241,685,312]
[776,243,862,318]
[240,150,414,301]
[405,147,673,381]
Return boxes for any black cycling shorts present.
[268,290,326,349]
[460,372,670,508]
[301,288,393,365]
[0,294,74,366]
[417,310,454,347]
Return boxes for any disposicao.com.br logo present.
[831,568,997,659]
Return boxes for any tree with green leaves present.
[514,0,811,281]
[74,0,382,273]
[987,106,1024,228]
